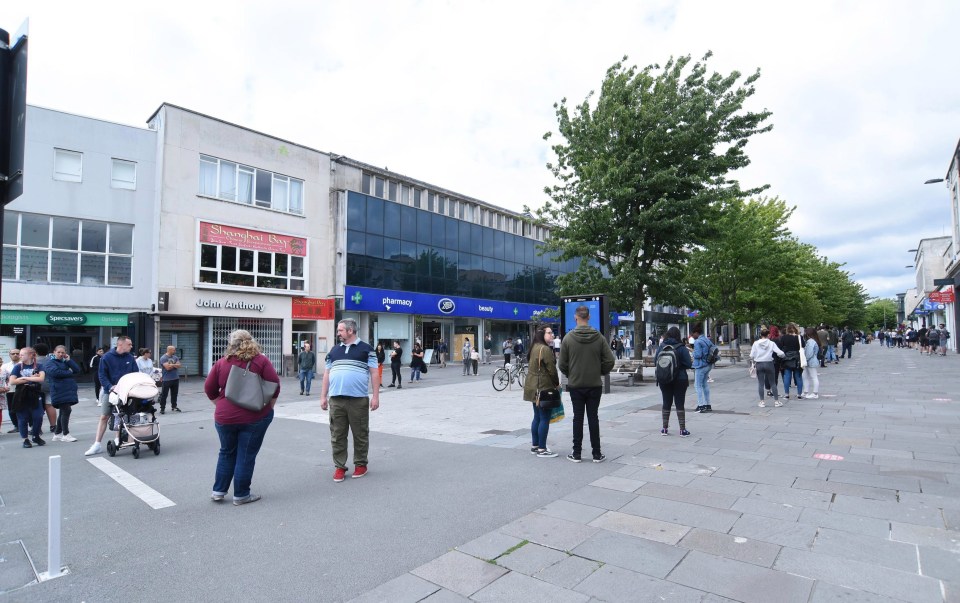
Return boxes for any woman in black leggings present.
[388,341,403,389]
[655,327,693,437]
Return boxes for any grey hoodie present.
[750,338,785,363]
[558,325,616,388]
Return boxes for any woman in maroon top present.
[204,330,280,506]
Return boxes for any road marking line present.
[86,458,175,509]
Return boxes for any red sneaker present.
[333,467,347,482]
[351,466,368,479]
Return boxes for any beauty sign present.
[199,221,306,257]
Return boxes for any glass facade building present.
[345,191,575,305]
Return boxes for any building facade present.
[1,105,158,369]
[147,104,337,375]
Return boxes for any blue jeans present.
[783,368,803,396]
[531,403,552,449]
[213,409,273,498]
[825,346,837,362]
[298,370,314,394]
[410,368,421,381]
[18,398,43,439]
[694,366,711,407]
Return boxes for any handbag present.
[534,347,562,409]
[748,361,757,379]
[798,335,807,369]
[548,404,565,423]
[223,359,277,412]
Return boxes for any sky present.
[3,0,959,300]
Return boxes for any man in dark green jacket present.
[559,305,616,464]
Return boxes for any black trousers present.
[568,387,602,459]
[841,343,852,358]
[390,362,402,385]
[659,379,689,429]
[54,404,73,435]
[159,379,180,410]
[6,392,16,428]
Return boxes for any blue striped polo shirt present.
[325,339,377,397]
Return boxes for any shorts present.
[100,390,114,417]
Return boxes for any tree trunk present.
[633,297,645,359]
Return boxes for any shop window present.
[195,242,307,293]
[199,154,304,215]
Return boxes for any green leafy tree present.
[863,299,897,331]
[534,52,772,356]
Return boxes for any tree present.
[534,52,772,357]
[864,298,897,331]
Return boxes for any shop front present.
[291,296,336,369]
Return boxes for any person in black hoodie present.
[777,323,804,400]
[655,326,693,437]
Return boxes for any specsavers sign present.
[0,310,128,327]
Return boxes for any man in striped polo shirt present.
[320,319,380,482]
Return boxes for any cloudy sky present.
[4,1,958,299]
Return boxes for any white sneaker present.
[96,401,102,406]
[774,400,784,407]
[52,434,63,442]
[808,393,819,399]
[758,401,766,407]
[84,442,103,456]
[62,434,78,442]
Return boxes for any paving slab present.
[891,521,960,552]
[747,483,833,509]
[637,482,740,509]
[420,588,473,602]
[574,564,705,603]
[346,572,441,603]
[686,475,757,497]
[773,548,941,603]
[495,542,569,576]
[798,508,892,538]
[562,485,638,510]
[610,466,697,487]
[712,465,800,487]
[730,496,803,521]
[830,494,946,528]
[668,550,813,603]
[918,544,960,581]
[571,529,688,578]
[535,499,607,525]
[808,581,906,603]
[532,554,602,590]
[588,510,690,545]
[729,513,819,549]
[499,512,599,552]
[588,475,644,493]
[677,527,781,566]
[456,530,525,561]
[791,477,898,501]
[828,469,922,492]
[472,571,590,603]
[621,488,745,530]
[811,528,920,573]
[410,551,508,598]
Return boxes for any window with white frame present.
[111,158,137,190]
[53,149,82,182]
[2,211,133,286]
[198,154,304,215]
[198,242,305,292]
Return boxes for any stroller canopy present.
[110,372,160,405]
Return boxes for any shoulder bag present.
[534,347,562,409]
[798,335,807,368]
[223,359,277,412]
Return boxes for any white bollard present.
[39,455,66,581]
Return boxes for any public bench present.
[719,349,742,363]
[613,359,648,385]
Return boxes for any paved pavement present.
[2,347,959,602]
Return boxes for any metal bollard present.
[39,455,66,581]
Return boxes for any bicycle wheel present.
[516,366,527,387]
[492,368,510,391]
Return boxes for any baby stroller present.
[107,372,161,459]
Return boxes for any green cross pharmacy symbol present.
[351,291,363,305]
[513,307,519,316]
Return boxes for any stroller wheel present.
[132,445,140,459]
[153,441,160,455]
[107,440,117,457]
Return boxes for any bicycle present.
[491,362,527,391]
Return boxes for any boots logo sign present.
[438,298,456,314]
[45,312,87,326]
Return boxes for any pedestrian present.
[375,343,386,388]
[559,305,616,463]
[513,337,525,364]
[158,345,182,414]
[9,347,46,448]
[750,328,786,407]
[826,326,839,363]
[471,348,480,375]
[523,325,560,458]
[205,329,279,505]
[90,347,105,403]
[85,336,138,456]
[927,327,941,357]
[939,323,950,355]
[462,338,472,376]
[483,334,493,364]
[136,348,155,375]
[2,349,20,433]
[320,319,380,482]
[778,323,804,400]
[34,343,57,434]
[816,324,829,367]
[43,345,81,442]
[297,342,317,395]
[410,342,425,382]
[840,327,855,359]
[437,339,448,368]
[502,338,513,366]
[655,326,693,437]
[801,327,820,399]
[611,337,622,360]
[691,323,715,413]
[388,341,402,388]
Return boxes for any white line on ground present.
[86,458,176,509]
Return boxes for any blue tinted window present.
[445,217,458,250]
[383,237,400,261]
[365,196,384,235]
[347,230,365,255]
[493,231,505,259]
[347,193,365,227]
[384,202,401,238]
[400,240,417,262]
[503,234,514,262]
[417,210,431,244]
[401,206,417,241]
[366,234,383,259]
[482,227,494,252]
[483,256,495,274]
[471,224,482,251]
[431,214,444,246]
[459,221,472,252]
